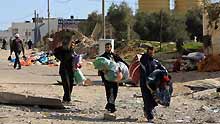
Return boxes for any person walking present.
[9,34,25,70]
[27,39,33,49]
[99,43,128,116]
[1,39,7,50]
[54,37,75,102]
[139,46,168,122]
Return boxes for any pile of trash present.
[9,51,59,67]
[197,55,220,72]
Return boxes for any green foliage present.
[185,8,203,41]
[183,42,203,50]
[107,2,134,40]
[78,11,102,36]
[205,3,220,30]
[133,11,189,42]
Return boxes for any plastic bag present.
[74,69,86,84]
[117,62,129,80]
[93,57,111,70]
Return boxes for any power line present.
[54,0,73,3]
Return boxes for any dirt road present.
[0,50,220,124]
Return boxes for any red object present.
[163,75,170,82]
[117,72,123,81]
[77,63,82,68]
[129,54,142,86]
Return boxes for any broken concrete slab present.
[192,89,217,99]
[184,79,220,92]
[103,112,116,120]
[0,92,64,109]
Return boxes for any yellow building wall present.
[138,0,170,13]
[175,0,203,14]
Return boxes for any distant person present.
[9,34,25,70]
[54,37,75,102]
[140,46,168,123]
[99,43,128,117]
[1,39,7,50]
[27,39,33,49]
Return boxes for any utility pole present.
[48,0,50,38]
[102,0,106,39]
[36,13,39,43]
[159,10,163,52]
[34,10,37,43]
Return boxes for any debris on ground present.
[197,55,220,72]
[0,92,64,109]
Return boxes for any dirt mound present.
[198,55,220,72]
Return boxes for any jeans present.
[14,51,21,69]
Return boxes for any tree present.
[78,11,102,37]
[107,2,134,40]
[133,11,189,42]
[185,8,203,41]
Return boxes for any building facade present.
[175,0,203,14]
[0,16,86,45]
[11,21,35,42]
[138,0,170,13]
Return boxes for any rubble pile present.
[50,30,98,59]
[197,55,220,72]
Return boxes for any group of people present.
[8,33,171,122]
[99,43,171,122]
[53,37,171,123]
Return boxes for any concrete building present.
[10,18,58,43]
[58,18,86,31]
[175,0,203,14]
[138,0,170,13]
[11,21,35,42]
[34,18,59,40]
[0,28,12,41]
[0,16,85,46]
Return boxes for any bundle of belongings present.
[146,69,173,106]
[128,54,142,86]
[93,57,129,82]
[72,54,86,84]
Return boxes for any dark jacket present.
[10,39,24,54]
[140,53,167,87]
[54,46,73,74]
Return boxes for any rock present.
[192,89,217,99]
[103,112,116,120]
[176,119,184,123]
[83,79,93,86]
[136,117,147,123]
[200,105,211,111]
[205,117,216,123]
[182,103,188,106]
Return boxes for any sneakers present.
[105,103,116,113]
[147,119,154,123]
[104,110,116,120]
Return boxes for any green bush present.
[183,42,203,50]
